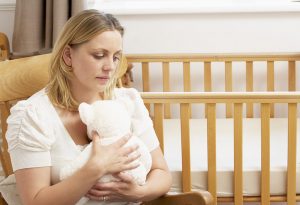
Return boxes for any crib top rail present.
[141,91,300,103]
[126,53,300,62]
[128,52,300,118]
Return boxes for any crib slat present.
[162,62,171,118]
[234,103,243,205]
[204,62,212,118]
[180,103,191,192]
[183,62,191,92]
[287,103,297,205]
[183,62,192,118]
[204,61,212,92]
[261,103,270,205]
[142,62,150,112]
[225,61,233,118]
[154,103,164,153]
[207,103,217,205]
[246,61,253,118]
[267,61,275,117]
[288,61,296,91]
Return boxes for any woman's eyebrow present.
[91,48,122,54]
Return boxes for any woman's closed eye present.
[113,55,121,62]
[93,54,104,59]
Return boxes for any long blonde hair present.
[46,9,124,111]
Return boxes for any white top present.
[6,87,159,185]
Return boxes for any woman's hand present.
[86,172,145,202]
[83,132,141,179]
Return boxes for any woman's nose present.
[102,57,115,71]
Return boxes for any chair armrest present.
[143,191,213,205]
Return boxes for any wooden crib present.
[126,53,300,118]
[125,53,300,204]
[141,91,299,205]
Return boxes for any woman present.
[6,9,172,205]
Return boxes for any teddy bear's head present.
[78,100,132,140]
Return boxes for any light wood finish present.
[0,54,51,101]
[261,103,270,205]
[207,104,217,205]
[162,62,171,118]
[267,61,275,117]
[217,195,300,202]
[126,53,300,62]
[288,61,296,91]
[144,191,213,205]
[234,103,243,205]
[225,61,233,118]
[0,32,10,60]
[141,92,300,204]
[183,62,192,118]
[0,102,12,176]
[142,92,300,104]
[154,103,164,153]
[246,61,253,118]
[183,62,191,92]
[127,53,300,119]
[180,103,191,192]
[142,62,150,112]
[204,62,212,118]
[287,103,297,205]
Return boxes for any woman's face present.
[67,30,123,96]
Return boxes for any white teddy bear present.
[60,99,152,205]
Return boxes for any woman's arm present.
[87,146,172,202]
[15,165,100,205]
[15,133,139,205]
[138,147,172,201]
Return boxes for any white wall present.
[118,12,300,54]
[0,2,15,51]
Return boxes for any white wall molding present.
[0,0,16,11]
[90,0,300,15]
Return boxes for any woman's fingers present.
[114,172,134,183]
[113,133,132,148]
[122,144,139,156]
[124,152,141,164]
[91,131,100,142]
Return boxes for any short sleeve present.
[6,100,55,171]
[117,88,159,152]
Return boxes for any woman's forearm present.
[16,166,103,205]
[35,169,100,205]
[140,168,172,202]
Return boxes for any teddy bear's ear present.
[78,102,94,125]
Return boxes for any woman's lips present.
[96,76,110,84]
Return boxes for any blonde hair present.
[46,9,124,111]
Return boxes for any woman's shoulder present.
[10,88,50,116]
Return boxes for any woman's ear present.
[62,45,72,67]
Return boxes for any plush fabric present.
[60,99,152,205]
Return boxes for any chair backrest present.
[0,53,129,176]
[0,54,51,176]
